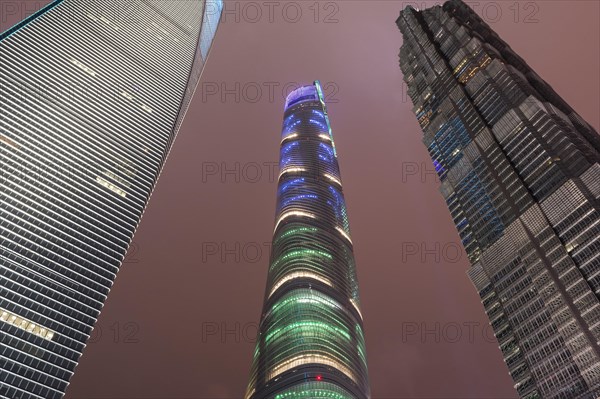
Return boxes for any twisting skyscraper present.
[245,81,370,398]
[0,1,222,397]
[397,1,600,398]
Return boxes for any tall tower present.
[0,1,222,398]
[245,81,370,398]
[397,1,600,398]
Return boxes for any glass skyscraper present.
[397,1,600,398]
[0,1,222,397]
[245,81,370,398]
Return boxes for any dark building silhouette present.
[397,1,600,398]
[0,1,222,397]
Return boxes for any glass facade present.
[245,81,370,398]
[0,1,222,398]
[397,1,600,398]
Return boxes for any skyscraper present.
[0,1,222,397]
[397,1,600,397]
[245,81,370,398]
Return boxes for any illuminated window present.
[96,176,127,197]
[324,173,342,186]
[268,353,357,384]
[269,271,333,298]
[281,133,299,143]
[117,159,137,178]
[265,320,350,347]
[0,135,20,149]
[270,248,332,270]
[103,171,131,188]
[335,226,353,245]
[350,298,363,320]
[70,58,96,77]
[87,13,118,31]
[141,104,153,113]
[274,211,316,232]
[271,291,341,313]
[279,167,306,179]
[275,226,318,243]
[0,308,55,341]
[121,91,134,101]
[273,382,353,399]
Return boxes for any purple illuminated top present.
[285,85,318,109]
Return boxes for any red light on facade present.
[316,375,322,380]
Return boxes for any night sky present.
[4,1,599,398]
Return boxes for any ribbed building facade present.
[397,1,600,398]
[0,1,222,398]
[245,81,370,398]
